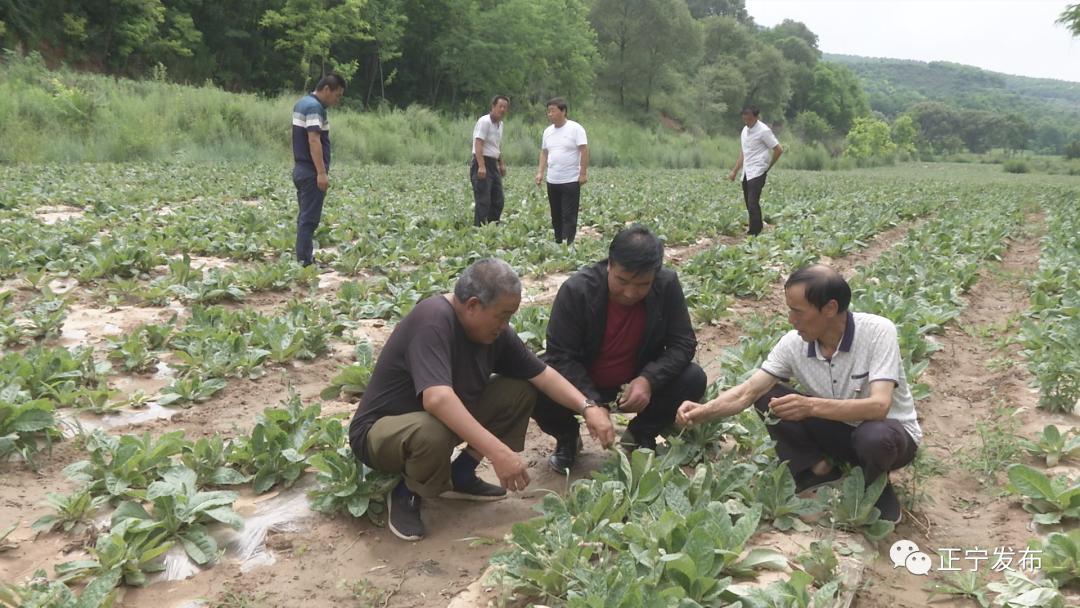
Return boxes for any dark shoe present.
[548,434,582,473]
[619,429,657,453]
[387,490,424,541]
[876,481,902,524]
[794,467,843,494]
[442,475,507,502]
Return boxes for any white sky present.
[745,0,1080,82]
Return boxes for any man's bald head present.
[784,264,851,312]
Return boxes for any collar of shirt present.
[807,311,856,359]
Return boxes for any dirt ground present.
[2,213,1077,607]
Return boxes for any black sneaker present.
[619,429,657,453]
[876,481,902,524]
[387,491,425,541]
[441,475,507,502]
[794,467,843,494]
[548,434,582,473]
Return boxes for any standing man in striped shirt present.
[291,73,346,267]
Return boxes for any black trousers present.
[741,173,767,235]
[533,363,707,442]
[754,384,918,485]
[293,163,327,266]
[470,156,504,226]
[546,181,581,244]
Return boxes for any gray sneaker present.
[387,491,425,541]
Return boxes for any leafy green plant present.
[32,487,110,534]
[1018,425,1080,467]
[63,430,188,502]
[180,436,249,487]
[985,570,1066,608]
[320,341,375,400]
[794,540,839,587]
[924,570,990,607]
[1030,529,1080,588]
[21,294,68,340]
[157,374,228,407]
[814,468,894,541]
[110,466,243,565]
[229,393,335,493]
[1005,464,1080,525]
[306,447,399,523]
[0,385,60,468]
[738,461,820,531]
[105,330,158,373]
[0,568,119,608]
[732,570,840,608]
[55,517,172,587]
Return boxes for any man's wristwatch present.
[580,398,600,415]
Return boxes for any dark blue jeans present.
[293,164,327,266]
[470,156,504,226]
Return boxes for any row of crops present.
[1,164,1078,607]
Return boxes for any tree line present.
[1,0,1078,158]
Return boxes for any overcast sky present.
[745,0,1080,83]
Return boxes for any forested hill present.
[826,53,1080,121]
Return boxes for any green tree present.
[793,110,832,145]
[1058,3,1080,36]
[591,0,702,111]
[891,114,918,155]
[800,62,868,133]
[739,43,791,119]
[700,15,754,63]
[844,117,896,160]
[260,0,374,83]
[686,0,750,23]
[691,63,747,133]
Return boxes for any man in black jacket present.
[533,225,707,471]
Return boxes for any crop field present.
[0,162,1078,608]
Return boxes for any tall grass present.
[0,53,744,168]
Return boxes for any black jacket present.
[543,260,697,402]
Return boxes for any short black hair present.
[741,105,760,117]
[546,97,567,114]
[316,73,346,91]
[491,95,510,108]
[785,265,850,312]
[609,224,663,275]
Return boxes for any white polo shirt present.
[760,311,922,444]
[740,120,780,181]
[542,119,588,184]
[471,114,503,158]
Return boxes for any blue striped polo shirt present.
[292,93,330,170]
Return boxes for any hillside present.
[826,53,1080,123]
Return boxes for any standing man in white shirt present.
[534,97,589,245]
[728,105,783,236]
[471,95,510,226]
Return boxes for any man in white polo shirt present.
[675,264,920,523]
[471,95,510,226]
[534,97,589,245]
[728,105,783,235]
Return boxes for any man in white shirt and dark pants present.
[729,105,783,236]
[676,265,921,523]
[471,95,510,226]
[535,97,589,245]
